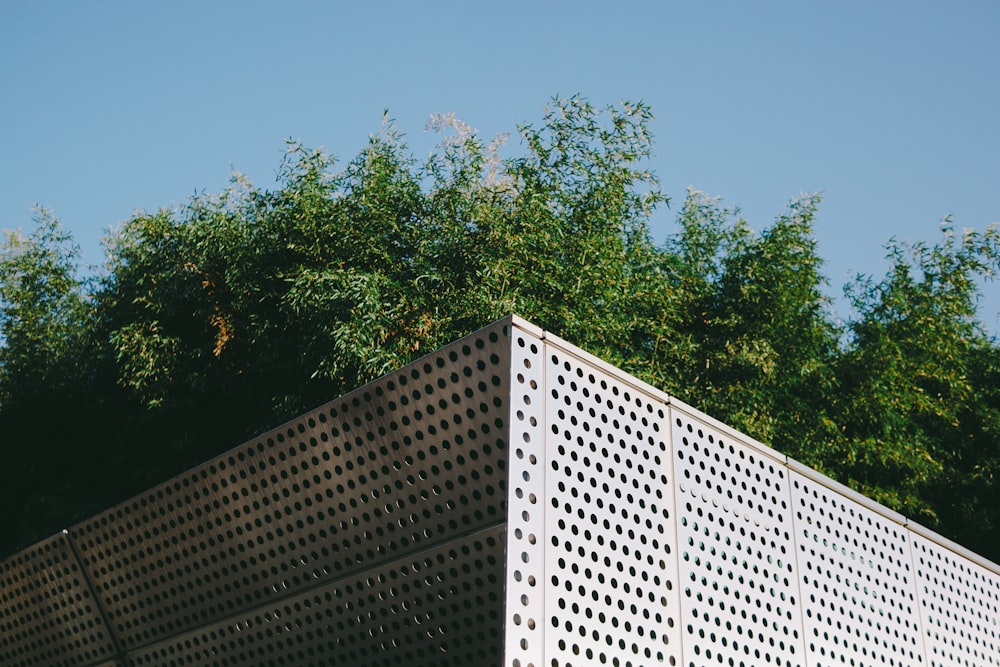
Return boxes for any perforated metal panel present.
[125,526,506,666]
[0,531,118,667]
[912,531,1000,666]
[671,406,803,667]
[544,346,681,667]
[790,470,924,666]
[68,320,512,659]
[4,315,1000,667]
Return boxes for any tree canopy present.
[2,97,998,561]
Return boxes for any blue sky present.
[2,1,998,330]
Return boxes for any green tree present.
[0,210,104,544]
[435,96,672,371]
[833,222,1000,534]
[940,342,1000,556]
[0,209,89,400]
[661,191,840,453]
[1,98,998,564]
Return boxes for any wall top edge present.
[248,317,516,438]
[787,456,1000,575]
[60,316,517,544]
[0,530,72,568]
[509,315,780,464]
[508,314,544,338]
[509,318,672,406]
[666,395,786,464]
[906,516,1000,576]
[785,458,908,525]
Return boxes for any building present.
[1,316,997,666]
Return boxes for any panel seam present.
[118,521,508,659]
[64,528,129,666]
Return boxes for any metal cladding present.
[1,315,998,667]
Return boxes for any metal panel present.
[67,320,512,652]
[0,531,119,666]
[6,316,1000,667]
[125,526,506,666]
[789,470,924,666]
[911,531,1000,666]
[503,325,547,667]
[544,345,681,667]
[670,406,804,667]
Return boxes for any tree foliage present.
[2,97,998,561]
[832,224,1000,531]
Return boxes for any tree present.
[0,209,105,544]
[832,222,1000,536]
[659,191,841,454]
[0,209,89,401]
[1,98,998,563]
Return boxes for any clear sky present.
[2,0,998,331]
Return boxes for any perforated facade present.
[1,315,997,666]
